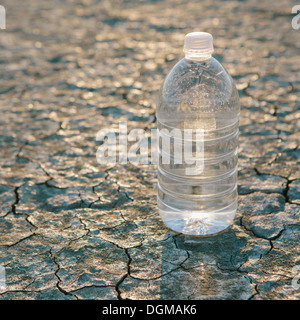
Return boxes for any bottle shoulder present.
[158,57,240,114]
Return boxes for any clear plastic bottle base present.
[158,198,237,236]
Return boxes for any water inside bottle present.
[157,113,239,236]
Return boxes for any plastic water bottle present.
[156,32,240,236]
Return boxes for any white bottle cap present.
[183,32,214,59]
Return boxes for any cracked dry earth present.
[0,0,299,300]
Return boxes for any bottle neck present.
[184,50,212,61]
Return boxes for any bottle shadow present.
[158,215,256,299]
